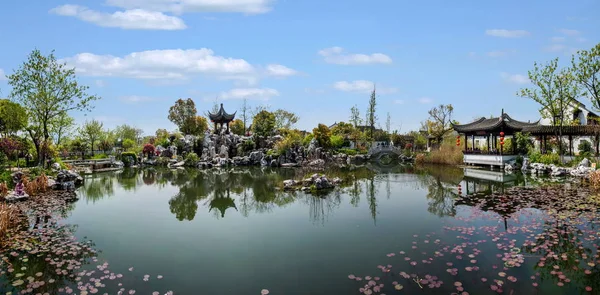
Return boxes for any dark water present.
[1,164,597,295]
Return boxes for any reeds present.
[0,182,8,199]
[589,170,600,189]
[0,203,18,247]
[22,173,49,197]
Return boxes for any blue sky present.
[0,0,598,135]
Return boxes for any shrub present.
[313,124,331,148]
[302,134,314,147]
[143,144,156,157]
[338,148,358,156]
[184,152,199,166]
[266,149,281,157]
[241,140,255,152]
[539,153,560,165]
[275,129,302,153]
[330,135,345,149]
[589,170,600,190]
[91,153,108,160]
[578,140,593,155]
[121,152,137,167]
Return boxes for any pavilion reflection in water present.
[457,168,524,230]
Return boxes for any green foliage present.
[121,151,137,167]
[528,151,561,165]
[302,133,314,146]
[313,124,331,148]
[114,124,143,143]
[241,140,255,152]
[425,104,454,143]
[275,129,302,153]
[122,139,135,151]
[273,109,299,129]
[572,43,600,110]
[578,139,593,155]
[69,138,88,159]
[420,136,463,165]
[0,99,28,136]
[155,128,169,144]
[50,111,74,147]
[338,148,358,155]
[7,49,99,165]
[184,152,199,166]
[91,153,108,159]
[349,105,362,127]
[366,87,377,139]
[330,135,345,149]
[230,119,245,135]
[373,130,390,142]
[168,98,198,134]
[79,119,103,153]
[252,110,276,137]
[514,132,534,155]
[98,139,114,154]
[331,122,355,137]
[183,116,208,136]
[266,149,280,157]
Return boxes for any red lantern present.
[500,132,505,137]
[500,140,505,146]
[456,139,461,146]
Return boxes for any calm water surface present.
[4,164,595,294]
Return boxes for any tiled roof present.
[521,125,600,136]
[452,113,539,133]
[208,103,236,122]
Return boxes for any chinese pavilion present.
[452,110,539,167]
[208,103,236,134]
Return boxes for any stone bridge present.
[367,146,403,162]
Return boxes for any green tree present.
[312,123,331,148]
[69,138,88,160]
[230,119,245,135]
[155,128,169,144]
[350,105,362,127]
[80,120,103,153]
[385,112,392,134]
[572,43,600,111]
[331,122,355,137]
[273,109,299,129]
[252,110,276,137]
[366,86,377,140]
[50,111,74,147]
[330,135,344,149]
[168,98,198,134]
[7,49,99,164]
[239,98,250,134]
[0,99,28,136]
[115,124,143,143]
[518,58,581,160]
[183,116,208,136]
[122,138,135,151]
[425,104,454,144]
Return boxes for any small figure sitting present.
[15,181,25,196]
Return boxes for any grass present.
[417,138,464,166]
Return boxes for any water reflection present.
[78,165,544,225]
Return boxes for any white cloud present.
[0,69,6,81]
[550,36,566,43]
[61,48,256,80]
[393,99,404,105]
[318,47,392,65]
[332,80,398,94]
[50,5,186,30]
[558,29,581,36]
[265,64,297,77]
[485,29,530,38]
[104,0,274,14]
[120,95,158,103]
[219,88,279,101]
[418,97,432,104]
[543,44,578,54]
[500,72,529,84]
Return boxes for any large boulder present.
[579,158,591,168]
[54,170,83,190]
[249,151,264,164]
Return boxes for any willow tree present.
[518,58,580,160]
[8,49,99,164]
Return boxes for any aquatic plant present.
[348,183,600,294]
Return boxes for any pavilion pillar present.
[464,134,468,152]
[226,122,230,134]
[596,134,600,157]
[569,135,573,156]
[512,135,516,155]
[472,135,475,151]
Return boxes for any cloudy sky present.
[0,0,598,135]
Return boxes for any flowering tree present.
[143,144,156,158]
[0,137,24,163]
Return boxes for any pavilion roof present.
[208,103,236,122]
[452,112,539,134]
[521,125,600,136]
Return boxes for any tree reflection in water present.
[77,165,541,225]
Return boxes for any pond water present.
[2,164,599,295]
